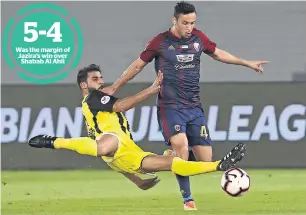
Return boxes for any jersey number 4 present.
[200,125,209,139]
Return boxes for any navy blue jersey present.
[140,28,216,109]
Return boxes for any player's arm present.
[121,172,160,190]
[112,71,163,112]
[102,34,162,95]
[195,29,269,73]
[89,72,163,113]
[195,30,248,66]
[108,57,147,93]
[209,48,269,73]
[209,48,248,66]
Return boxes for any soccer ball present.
[221,168,250,197]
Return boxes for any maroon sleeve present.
[140,34,163,63]
[193,29,217,54]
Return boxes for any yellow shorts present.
[98,132,156,175]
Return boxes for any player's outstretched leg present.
[28,135,56,149]
[141,142,246,176]
[216,142,246,171]
[163,148,196,161]
[164,142,246,172]
[28,135,98,157]
[29,135,160,191]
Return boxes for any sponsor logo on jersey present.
[176,54,194,63]
[168,45,175,50]
[175,63,196,70]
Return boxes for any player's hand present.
[151,71,163,93]
[246,60,270,74]
[101,85,116,95]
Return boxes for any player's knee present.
[96,142,117,157]
[192,145,213,162]
[97,145,110,157]
[202,156,212,162]
[170,136,189,160]
[96,134,119,157]
[176,146,189,160]
[170,133,188,152]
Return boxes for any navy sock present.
[176,174,192,202]
[188,149,196,161]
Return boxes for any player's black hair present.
[77,64,102,87]
[174,1,196,19]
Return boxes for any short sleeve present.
[139,34,163,63]
[193,29,217,54]
[86,90,118,112]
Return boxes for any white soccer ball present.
[221,168,250,197]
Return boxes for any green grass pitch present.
[2,169,306,215]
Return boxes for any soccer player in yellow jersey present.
[28,64,246,192]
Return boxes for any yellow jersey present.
[81,90,133,141]
[81,90,155,175]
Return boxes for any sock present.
[54,137,97,157]
[171,157,220,176]
[176,174,192,202]
[183,195,193,203]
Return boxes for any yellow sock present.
[171,157,220,176]
[54,137,97,157]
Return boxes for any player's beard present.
[88,87,98,93]
[97,85,103,91]
[88,84,103,93]
[88,85,103,93]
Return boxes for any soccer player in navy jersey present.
[103,1,268,210]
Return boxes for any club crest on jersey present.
[193,42,200,52]
[174,125,180,131]
[101,96,110,104]
[176,54,194,63]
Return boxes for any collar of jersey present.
[166,28,193,42]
